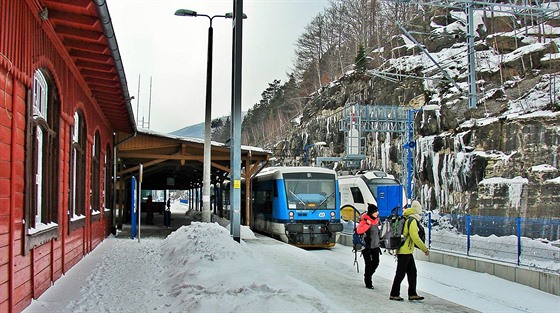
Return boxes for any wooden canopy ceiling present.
[117,130,271,190]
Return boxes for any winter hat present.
[367,203,378,215]
[411,200,423,214]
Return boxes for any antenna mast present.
[136,74,141,126]
[148,76,152,129]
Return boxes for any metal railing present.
[340,213,560,272]
[426,213,560,273]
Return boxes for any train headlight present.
[289,211,294,220]
[330,211,336,219]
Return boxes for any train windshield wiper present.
[313,192,334,212]
[288,189,306,206]
[317,192,334,208]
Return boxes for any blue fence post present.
[428,212,432,249]
[466,214,471,256]
[517,216,521,266]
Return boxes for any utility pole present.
[230,0,244,243]
[466,0,477,108]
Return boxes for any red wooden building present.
[0,1,136,311]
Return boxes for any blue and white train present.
[338,170,406,222]
[251,166,344,248]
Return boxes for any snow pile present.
[61,222,344,313]
[157,222,344,312]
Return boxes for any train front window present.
[283,172,336,210]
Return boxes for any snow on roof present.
[137,128,268,153]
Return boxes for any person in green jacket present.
[389,200,429,301]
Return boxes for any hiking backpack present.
[350,210,369,273]
[352,220,366,272]
[413,218,426,247]
[380,214,406,250]
[380,214,426,250]
[352,228,366,252]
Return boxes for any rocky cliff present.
[274,7,560,219]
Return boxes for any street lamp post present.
[304,141,326,166]
[175,9,234,223]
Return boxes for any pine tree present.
[354,44,367,73]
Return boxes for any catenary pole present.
[230,0,244,242]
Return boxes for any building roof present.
[41,0,136,133]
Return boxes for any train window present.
[350,187,364,204]
[253,179,274,214]
[254,190,267,204]
[254,190,272,214]
[283,174,336,210]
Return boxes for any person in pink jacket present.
[356,203,382,289]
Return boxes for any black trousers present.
[362,248,380,287]
[390,253,418,297]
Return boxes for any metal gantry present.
[396,0,559,109]
[339,103,413,188]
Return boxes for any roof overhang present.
[39,0,136,133]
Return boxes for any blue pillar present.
[130,176,137,239]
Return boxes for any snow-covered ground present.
[23,208,559,313]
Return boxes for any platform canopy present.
[116,129,271,190]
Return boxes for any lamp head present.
[225,12,248,19]
[175,9,197,17]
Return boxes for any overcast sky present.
[107,0,329,133]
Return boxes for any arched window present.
[70,110,86,222]
[91,131,101,217]
[104,143,113,211]
[25,69,59,248]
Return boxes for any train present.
[250,166,344,248]
[338,170,406,222]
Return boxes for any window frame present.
[104,143,113,212]
[24,69,60,252]
[90,131,101,222]
[69,110,87,232]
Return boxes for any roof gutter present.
[93,0,137,133]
